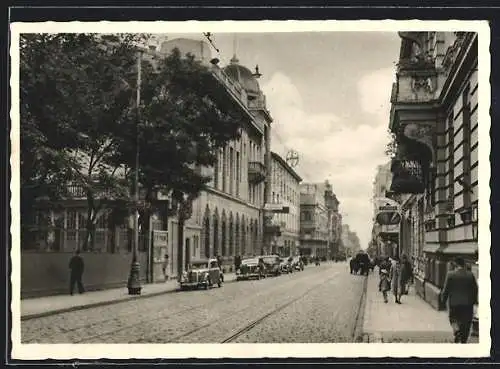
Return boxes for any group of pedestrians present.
[376,254,478,344]
[377,254,413,304]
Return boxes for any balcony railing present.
[65,184,127,200]
[248,161,266,184]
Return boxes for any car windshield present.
[191,262,208,269]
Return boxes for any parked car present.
[290,256,305,271]
[279,257,292,274]
[259,254,281,277]
[179,258,223,290]
[236,258,264,280]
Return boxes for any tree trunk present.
[84,191,95,252]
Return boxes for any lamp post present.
[127,51,143,295]
[176,193,192,282]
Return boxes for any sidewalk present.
[21,273,236,320]
[362,270,479,343]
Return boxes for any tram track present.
[73,268,324,343]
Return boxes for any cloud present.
[262,69,393,248]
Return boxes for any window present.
[462,85,472,209]
[214,151,220,189]
[447,112,455,213]
[222,147,227,193]
[236,151,240,197]
[229,148,234,195]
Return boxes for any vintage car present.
[236,258,264,280]
[179,258,223,290]
[279,257,292,274]
[259,254,282,277]
[290,256,305,271]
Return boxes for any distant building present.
[371,161,400,258]
[265,152,302,257]
[299,183,329,258]
[341,224,361,256]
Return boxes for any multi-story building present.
[263,152,302,257]
[159,39,273,276]
[388,31,479,310]
[323,181,342,258]
[299,183,329,258]
[341,224,361,257]
[371,161,400,258]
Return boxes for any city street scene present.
[15,25,484,351]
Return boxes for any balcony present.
[390,159,426,194]
[248,161,266,184]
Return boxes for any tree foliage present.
[385,130,399,159]
[20,33,245,248]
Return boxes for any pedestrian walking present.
[400,255,414,295]
[389,256,403,304]
[234,255,242,272]
[441,257,478,343]
[379,268,391,303]
[69,249,85,295]
[162,253,169,281]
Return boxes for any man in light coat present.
[441,257,478,343]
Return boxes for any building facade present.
[388,32,479,309]
[371,162,400,258]
[160,39,273,276]
[341,224,361,257]
[299,183,329,258]
[265,152,302,257]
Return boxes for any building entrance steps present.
[362,267,479,343]
[21,273,236,320]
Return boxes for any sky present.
[158,31,401,249]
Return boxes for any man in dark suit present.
[441,257,478,343]
[69,249,85,295]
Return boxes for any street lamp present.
[127,51,143,295]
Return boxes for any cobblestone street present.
[21,262,367,343]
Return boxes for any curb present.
[22,278,237,321]
[352,272,369,342]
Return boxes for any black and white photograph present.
[10,20,490,359]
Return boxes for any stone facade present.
[389,32,479,310]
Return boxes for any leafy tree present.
[21,34,245,261]
[114,47,245,233]
[20,33,146,250]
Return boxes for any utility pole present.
[127,51,142,295]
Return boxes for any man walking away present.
[69,249,85,295]
[441,257,478,343]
